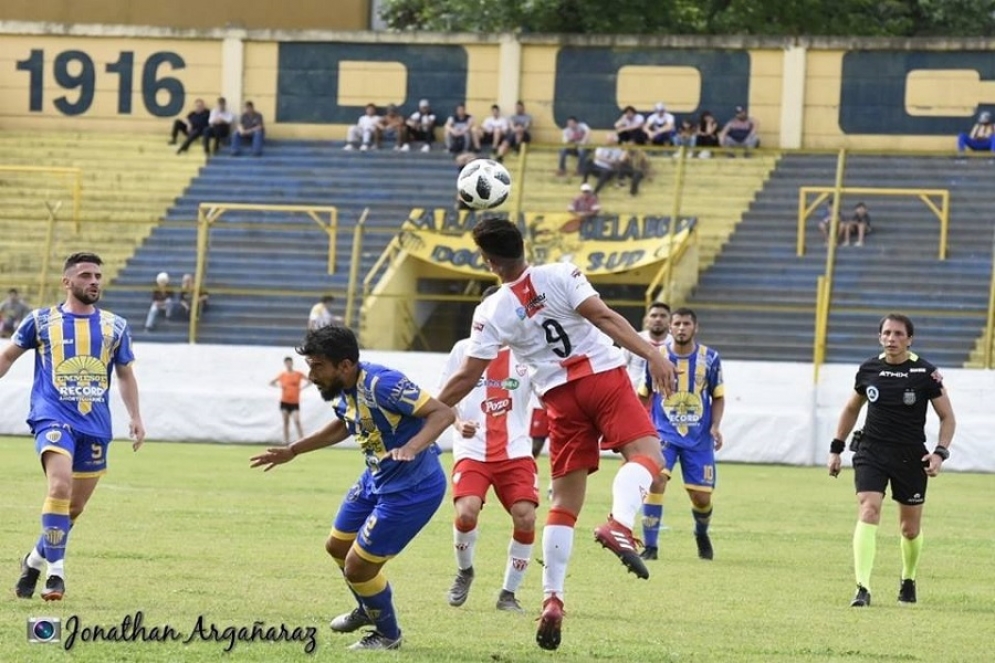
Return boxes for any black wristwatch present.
[931,446,950,461]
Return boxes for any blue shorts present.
[331,468,446,562]
[661,440,715,492]
[33,422,110,478]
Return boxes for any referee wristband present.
[829,438,846,454]
[932,446,950,461]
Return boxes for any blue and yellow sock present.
[692,504,713,537]
[642,493,665,548]
[41,497,71,571]
[330,553,365,612]
[349,573,400,640]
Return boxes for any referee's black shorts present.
[853,442,928,505]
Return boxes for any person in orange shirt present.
[270,357,311,444]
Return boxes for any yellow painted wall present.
[0,35,222,132]
[519,45,560,145]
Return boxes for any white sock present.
[47,559,64,578]
[611,461,654,531]
[542,525,573,601]
[502,538,533,593]
[454,526,478,570]
[27,548,46,571]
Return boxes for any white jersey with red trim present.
[623,330,671,391]
[439,340,534,462]
[465,263,625,395]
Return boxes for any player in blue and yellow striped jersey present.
[250,325,454,651]
[2,252,145,601]
[637,308,725,561]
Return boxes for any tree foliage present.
[377,0,995,37]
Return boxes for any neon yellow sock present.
[901,533,923,581]
[852,521,878,590]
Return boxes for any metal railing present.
[0,165,82,232]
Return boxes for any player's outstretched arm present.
[250,419,349,471]
[389,397,456,461]
[115,363,146,451]
[575,296,677,396]
[0,343,28,379]
[436,356,490,407]
[924,390,955,477]
[828,391,865,477]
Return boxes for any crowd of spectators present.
[170,97,266,157]
[144,272,210,333]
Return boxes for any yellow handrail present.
[662,145,689,302]
[510,142,529,220]
[984,228,995,369]
[797,186,950,259]
[345,208,369,328]
[812,148,848,379]
[37,201,63,305]
[0,165,82,233]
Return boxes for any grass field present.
[0,437,991,662]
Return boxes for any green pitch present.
[0,437,991,662]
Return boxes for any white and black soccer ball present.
[456,159,512,210]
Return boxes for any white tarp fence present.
[0,342,991,472]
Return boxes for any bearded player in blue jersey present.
[250,325,454,651]
[3,252,145,601]
[638,307,725,561]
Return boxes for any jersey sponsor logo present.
[475,377,520,390]
[54,355,108,403]
[910,368,927,373]
[518,293,547,319]
[879,370,908,378]
[903,389,917,406]
[866,385,880,402]
[663,391,704,435]
[481,397,512,416]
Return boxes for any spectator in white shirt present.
[583,132,626,193]
[558,116,592,176]
[308,295,343,330]
[643,102,676,146]
[614,105,646,144]
[475,104,510,155]
[406,99,437,152]
[203,97,234,155]
[345,103,383,151]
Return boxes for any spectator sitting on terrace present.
[695,110,720,158]
[308,295,343,330]
[498,121,530,162]
[509,101,533,142]
[170,273,209,320]
[445,104,478,155]
[643,102,676,147]
[720,105,760,154]
[583,133,626,194]
[170,98,211,155]
[558,116,592,176]
[817,204,846,246]
[231,101,265,157]
[406,99,437,152]
[842,202,872,248]
[673,119,696,153]
[619,147,648,196]
[0,288,29,338]
[345,103,382,151]
[380,104,408,150]
[145,271,175,332]
[614,105,646,144]
[568,183,601,223]
[204,97,234,155]
[956,111,995,154]
[474,104,510,157]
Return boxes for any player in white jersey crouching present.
[437,219,676,651]
[440,286,539,613]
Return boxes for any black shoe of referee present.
[898,579,917,604]
[850,585,871,607]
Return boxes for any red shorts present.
[451,456,540,511]
[542,366,657,479]
[529,408,549,439]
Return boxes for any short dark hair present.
[296,325,359,364]
[283,356,293,362]
[321,295,335,304]
[472,219,524,261]
[491,104,500,111]
[63,252,102,272]
[245,101,254,109]
[481,284,501,301]
[879,313,914,336]
[648,301,671,314]
[671,307,697,323]
[567,115,577,122]
[7,288,17,295]
[623,105,636,113]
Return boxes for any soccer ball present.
[457,159,512,210]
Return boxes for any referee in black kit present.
[826,314,956,608]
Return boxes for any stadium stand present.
[0,132,202,305]
[687,154,995,366]
[105,141,456,345]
